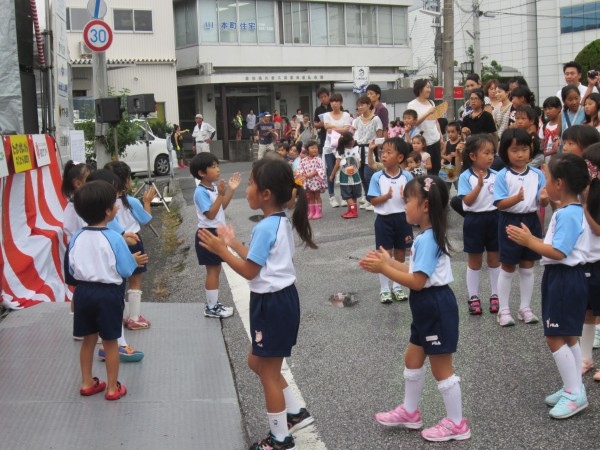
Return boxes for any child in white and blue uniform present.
[368,137,413,303]
[506,153,590,419]
[105,161,154,330]
[494,128,546,326]
[198,159,317,450]
[66,180,141,400]
[361,176,470,442]
[457,134,500,315]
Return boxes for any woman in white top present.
[407,79,444,175]
[322,92,352,207]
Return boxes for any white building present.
[409,0,600,108]
[174,0,413,146]
[65,0,179,123]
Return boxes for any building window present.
[66,8,88,31]
[561,2,600,33]
[282,2,407,47]
[113,9,153,32]
[174,0,198,47]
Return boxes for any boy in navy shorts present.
[190,153,241,318]
[367,137,414,303]
[65,180,146,400]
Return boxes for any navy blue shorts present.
[463,211,499,253]
[375,213,414,250]
[541,264,588,336]
[498,212,541,264]
[195,228,223,266]
[409,285,459,355]
[128,234,147,275]
[585,261,600,315]
[250,284,300,357]
[340,184,362,201]
[73,282,125,340]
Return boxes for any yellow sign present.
[11,135,33,173]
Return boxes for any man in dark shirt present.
[254,112,276,159]
[313,87,333,153]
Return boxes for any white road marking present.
[222,262,327,449]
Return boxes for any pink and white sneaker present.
[374,405,423,429]
[421,417,471,442]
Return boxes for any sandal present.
[124,318,150,331]
[105,381,127,401]
[80,377,106,396]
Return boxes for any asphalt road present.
[142,162,599,449]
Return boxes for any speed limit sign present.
[83,19,113,52]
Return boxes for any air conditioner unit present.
[79,41,92,57]
[198,62,213,75]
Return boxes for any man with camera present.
[555,61,598,103]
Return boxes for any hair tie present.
[587,159,599,180]
[294,179,303,187]
[424,177,434,192]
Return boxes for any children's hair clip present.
[587,159,599,180]
[424,177,434,192]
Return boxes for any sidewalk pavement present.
[0,302,246,449]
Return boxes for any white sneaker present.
[359,202,367,209]
[329,196,340,208]
[365,202,374,211]
[341,199,348,207]
[517,306,539,324]
[497,309,515,327]
[358,196,367,204]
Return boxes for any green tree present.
[575,39,600,85]
[462,45,503,82]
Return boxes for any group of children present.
[62,159,155,401]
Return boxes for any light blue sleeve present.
[194,186,213,215]
[246,218,277,267]
[104,230,138,278]
[533,167,546,201]
[367,171,383,198]
[412,232,438,278]
[403,170,414,182]
[107,218,124,234]
[457,170,472,198]
[127,195,152,225]
[493,168,509,204]
[552,207,583,258]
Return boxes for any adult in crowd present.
[461,74,493,118]
[461,89,497,138]
[484,78,500,109]
[322,93,352,207]
[295,113,314,149]
[366,84,389,138]
[507,76,528,94]
[273,110,282,131]
[192,114,216,153]
[246,109,256,139]
[313,87,333,152]
[407,79,443,175]
[556,61,598,103]
[232,110,243,141]
[171,124,187,168]
[492,82,512,139]
[254,112,277,159]
[281,116,294,144]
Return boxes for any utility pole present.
[472,1,482,76]
[92,51,110,168]
[442,0,455,120]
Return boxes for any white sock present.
[391,281,404,291]
[552,344,580,394]
[403,366,426,413]
[437,374,463,425]
[466,267,480,298]
[581,324,596,361]
[267,410,289,442]
[117,324,127,347]
[206,289,218,309]
[497,269,515,311]
[518,267,534,309]
[569,342,583,387]
[127,289,142,321]
[489,266,500,296]
[379,274,390,293]
[283,386,302,415]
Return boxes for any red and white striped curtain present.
[1,135,70,308]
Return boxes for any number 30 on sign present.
[83,19,113,52]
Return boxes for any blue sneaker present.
[544,387,564,407]
[98,345,144,363]
[549,387,588,419]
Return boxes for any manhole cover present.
[249,214,264,222]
